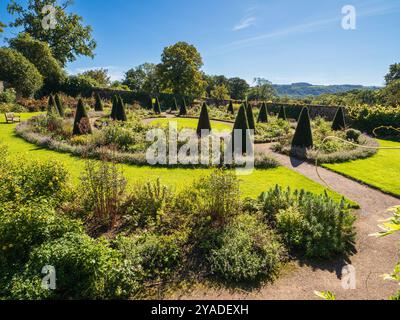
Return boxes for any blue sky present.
[1,0,399,86]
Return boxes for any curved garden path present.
[174,143,400,300]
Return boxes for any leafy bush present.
[122,179,174,230]
[0,151,68,204]
[346,129,361,142]
[0,88,16,103]
[8,233,140,300]
[116,233,183,281]
[207,213,286,283]
[79,160,127,230]
[259,186,356,258]
[0,203,83,271]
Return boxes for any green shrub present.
[0,203,83,274]
[259,186,356,259]
[122,179,174,230]
[0,88,16,103]
[8,233,139,300]
[116,233,183,281]
[194,170,241,226]
[346,129,361,142]
[80,160,127,229]
[0,154,68,204]
[207,213,286,283]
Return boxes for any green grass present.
[150,117,232,131]
[324,139,400,197]
[0,113,350,203]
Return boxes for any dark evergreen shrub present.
[179,98,187,116]
[231,104,250,154]
[153,97,161,114]
[94,92,104,112]
[246,103,256,132]
[258,102,268,123]
[227,101,234,114]
[73,99,92,135]
[110,95,118,120]
[47,95,58,115]
[332,107,346,131]
[197,102,212,136]
[278,106,287,120]
[54,94,64,117]
[292,107,313,148]
[115,96,127,121]
[171,97,178,111]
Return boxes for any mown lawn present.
[149,118,232,131]
[0,113,349,203]
[324,139,400,197]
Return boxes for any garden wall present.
[86,88,348,121]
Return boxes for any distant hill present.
[273,83,381,97]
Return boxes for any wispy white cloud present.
[233,16,257,31]
[225,2,400,50]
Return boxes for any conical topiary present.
[278,105,287,120]
[231,104,250,154]
[257,102,268,123]
[171,97,178,111]
[332,107,346,131]
[94,92,104,112]
[246,103,256,131]
[179,98,187,116]
[73,99,92,135]
[54,94,64,117]
[292,107,313,148]
[153,97,162,114]
[115,96,127,121]
[227,101,234,114]
[110,95,118,120]
[47,95,58,115]
[197,102,212,136]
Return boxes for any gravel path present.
[173,143,400,300]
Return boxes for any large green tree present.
[9,33,65,93]
[157,42,206,97]
[385,63,400,85]
[123,63,160,94]
[0,48,43,97]
[7,0,97,65]
[227,77,249,100]
[248,78,277,100]
[79,69,110,87]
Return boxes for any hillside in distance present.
[273,82,381,97]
